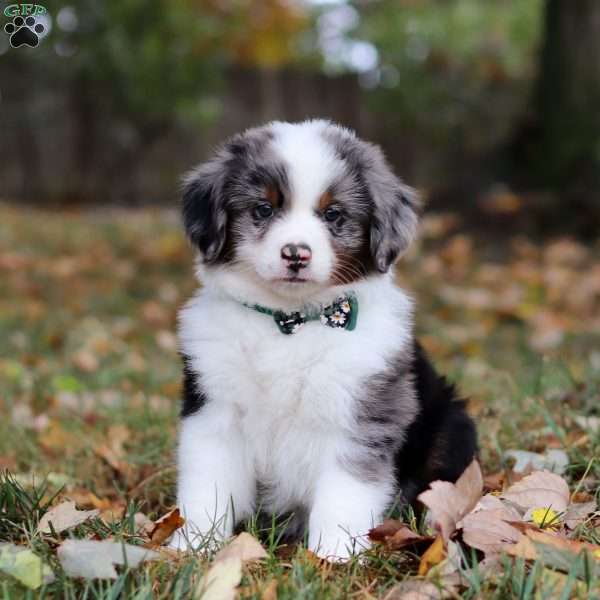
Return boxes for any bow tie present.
[244,293,359,335]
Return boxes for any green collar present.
[243,292,359,335]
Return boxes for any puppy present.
[171,120,477,559]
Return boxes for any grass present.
[0,203,599,598]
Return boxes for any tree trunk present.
[535,0,600,191]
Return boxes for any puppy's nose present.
[281,243,312,272]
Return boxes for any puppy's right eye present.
[254,202,274,219]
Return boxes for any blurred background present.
[0,2,599,569]
[1,0,599,235]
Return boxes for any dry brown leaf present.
[387,528,432,551]
[418,535,446,576]
[505,535,538,560]
[563,501,597,529]
[461,509,523,555]
[67,489,113,511]
[501,470,570,513]
[418,460,483,541]
[214,532,268,564]
[506,529,600,562]
[198,557,242,600]
[148,508,185,546]
[369,519,431,550]
[197,533,268,600]
[37,500,99,534]
[368,519,407,542]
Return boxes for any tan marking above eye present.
[318,190,334,211]
[264,185,281,207]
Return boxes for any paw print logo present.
[4,15,45,48]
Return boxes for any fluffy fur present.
[172,120,477,559]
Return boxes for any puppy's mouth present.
[276,276,310,284]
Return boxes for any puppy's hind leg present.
[395,342,478,504]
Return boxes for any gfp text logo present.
[3,4,47,47]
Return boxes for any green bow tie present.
[244,293,359,335]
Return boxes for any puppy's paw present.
[309,533,370,562]
[167,521,230,553]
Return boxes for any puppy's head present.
[182,120,419,300]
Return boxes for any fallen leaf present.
[368,519,407,542]
[506,529,600,562]
[0,544,55,589]
[461,508,523,555]
[214,532,268,563]
[505,535,538,560]
[501,470,570,513]
[387,528,432,550]
[418,460,483,541]
[526,507,560,529]
[369,519,431,549]
[504,449,569,475]
[37,501,99,534]
[418,535,446,576]
[148,508,185,546]
[67,489,113,511]
[563,501,597,529]
[57,539,159,579]
[198,557,243,600]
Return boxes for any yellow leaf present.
[418,535,446,576]
[530,507,560,529]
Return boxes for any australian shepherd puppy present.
[170,120,477,559]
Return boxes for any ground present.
[0,203,599,598]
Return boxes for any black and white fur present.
[171,120,477,559]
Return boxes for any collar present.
[243,292,359,334]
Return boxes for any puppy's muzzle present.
[281,243,312,273]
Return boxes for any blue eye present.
[254,203,274,219]
[324,207,341,222]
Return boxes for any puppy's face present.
[182,120,419,300]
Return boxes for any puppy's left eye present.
[323,207,341,222]
[254,203,274,219]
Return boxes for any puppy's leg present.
[170,409,254,551]
[308,463,393,561]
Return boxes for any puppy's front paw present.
[167,522,228,553]
[309,532,370,562]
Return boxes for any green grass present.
[1,204,599,598]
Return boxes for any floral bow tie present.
[244,293,359,335]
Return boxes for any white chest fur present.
[178,276,413,513]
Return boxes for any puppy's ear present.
[363,144,420,273]
[181,157,229,264]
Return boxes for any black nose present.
[281,243,312,272]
